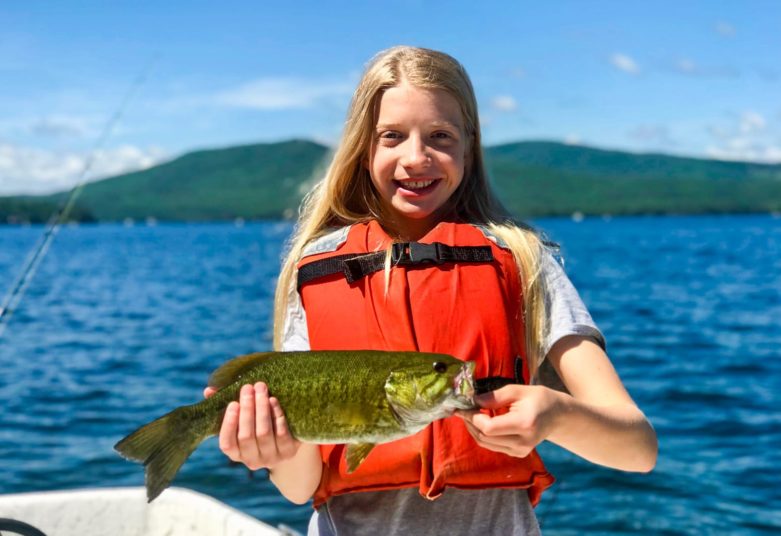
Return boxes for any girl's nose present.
[400,136,431,169]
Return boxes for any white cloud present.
[739,111,766,134]
[491,95,518,112]
[214,77,353,110]
[564,134,581,145]
[715,21,736,37]
[610,53,640,74]
[0,143,168,195]
[705,140,781,163]
[704,110,779,163]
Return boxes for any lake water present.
[0,215,779,535]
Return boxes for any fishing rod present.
[0,56,159,340]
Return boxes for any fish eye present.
[433,361,448,373]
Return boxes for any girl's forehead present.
[376,82,464,127]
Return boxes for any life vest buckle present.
[392,242,444,265]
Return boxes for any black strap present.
[474,377,515,395]
[297,241,494,288]
[474,356,526,395]
[297,253,373,287]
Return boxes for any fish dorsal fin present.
[207,352,277,389]
[345,442,376,473]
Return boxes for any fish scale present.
[254,352,400,442]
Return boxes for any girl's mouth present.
[393,179,440,195]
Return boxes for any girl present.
[207,46,657,535]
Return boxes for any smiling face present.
[368,80,469,240]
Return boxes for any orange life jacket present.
[296,220,554,508]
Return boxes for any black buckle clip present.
[391,242,443,265]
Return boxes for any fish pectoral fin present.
[345,442,376,473]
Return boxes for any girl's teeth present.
[402,180,434,189]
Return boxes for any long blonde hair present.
[273,46,549,377]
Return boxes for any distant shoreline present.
[3,211,780,228]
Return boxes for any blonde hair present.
[273,46,549,378]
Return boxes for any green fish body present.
[115,350,476,502]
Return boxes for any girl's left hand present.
[456,385,564,458]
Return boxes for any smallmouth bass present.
[115,350,476,501]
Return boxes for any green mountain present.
[485,142,781,216]
[61,139,329,221]
[2,139,780,224]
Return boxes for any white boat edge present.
[0,486,297,536]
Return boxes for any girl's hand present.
[456,385,564,458]
[204,382,301,471]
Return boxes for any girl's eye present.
[432,131,458,145]
[377,131,404,147]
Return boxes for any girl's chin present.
[390,205,437,222]
[386,207,442,237]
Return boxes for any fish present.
[114,350,476,502]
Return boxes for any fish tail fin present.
[114,405,210,502]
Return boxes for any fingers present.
[237,384,263,469]
[204,386,217,398]
[253,383,278,462]
[459,409,535,437]
[457,402,539,458]
[270,396,299,458]
[461,416,534,458]
[219,401,241,461]
[217,382,294,471]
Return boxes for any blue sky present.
[1,1,779,194]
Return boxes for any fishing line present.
[0,55,159,340]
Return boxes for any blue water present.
[1,215,779,535]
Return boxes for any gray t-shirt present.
[282,228,604,536]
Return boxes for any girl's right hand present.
[204,382,301,471]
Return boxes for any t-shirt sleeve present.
[540,249,606,365]
[281,284,311,352]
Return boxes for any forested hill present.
[2,139,780,223]
[486,141,781,216]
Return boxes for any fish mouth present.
[452,361,476,408]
